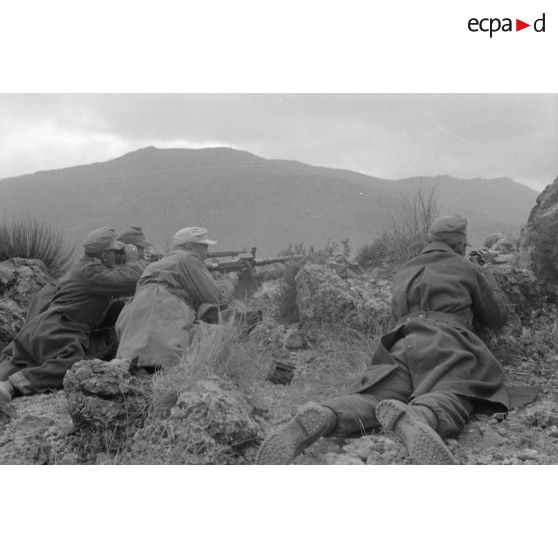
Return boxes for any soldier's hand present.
[123,243,139,263]
[468,249,486,266]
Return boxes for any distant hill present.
[0,146,538,256]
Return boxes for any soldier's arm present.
[82,260,144,296]
[471,264,509,329]
[181,254,222,305]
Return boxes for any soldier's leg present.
[409,391,474,438]
[374,390,472,464]
[256,366,412,464]
[321,367,413,436]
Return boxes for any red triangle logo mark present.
[516,19,530,31]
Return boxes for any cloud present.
[0,94,556,190]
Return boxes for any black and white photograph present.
[1,1,557,557]
[1,92,557,467]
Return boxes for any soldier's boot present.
[0,379,16,403]
[256,402,338,465]
[376,399,458,465]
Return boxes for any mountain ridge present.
[0,147,539,256]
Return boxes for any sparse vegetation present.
[276,239,352,322]
[0,215,75,277]
[356,187,440,268]
[150,322,271,419]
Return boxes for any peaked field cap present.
[428,215,468,244]
[83,227,125,253]
[172,227,217,247]
[117,226,153,248]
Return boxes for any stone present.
[295,264,391,333]
[0,298,26,350]
[0,414,56,464]
[0,258,51,305]
[283,328,307,350]
[0,258,53,351]
[126,376,260,464]
[63,358,151,454]
[519,175,558,291]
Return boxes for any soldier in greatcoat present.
[0,227,144,402]
[115,226,236,373]
[257,216,510,465]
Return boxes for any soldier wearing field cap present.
[0,227,144,402]
[257,215,510,465]
[116,226,153,264]
[115,226,236,371]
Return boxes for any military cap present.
[172,227,217,247]
[83,227,125,254]
[117,226,153,248]
[428,216,468,244]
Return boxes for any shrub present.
[0,215,75,277]
[356,187,440,268]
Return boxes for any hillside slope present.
[0,146,537,255]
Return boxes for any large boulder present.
[0,258,53,350]
[0,257,52,305]
[476,264,551,366]
[520,176,558,289]
[295,263,392,333]
[63,359,151,454]
[125,376,261,464]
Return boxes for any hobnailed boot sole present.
[376,399,458,465]
[256,402,336,465]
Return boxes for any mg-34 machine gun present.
[206,247,302,297]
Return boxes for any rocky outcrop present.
[520,176,558,288]
[0,392,74,464]
[0,257,52,305]
[295,264,392,332]
[489,264,544,323]
[0,299,26,350]
[124,376,261,464]
[476,264,553,366]
[0,258,52,350]
[63,359,151,454]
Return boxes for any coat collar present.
[421,241,455,254]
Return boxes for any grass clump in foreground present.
[114,322,273,464]
[150,321,272,419]
[0,215,75,277]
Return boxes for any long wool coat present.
[115,249,227,368]
[350,241,510,409]
[7,257,144,393]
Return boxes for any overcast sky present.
[1,93,556,191]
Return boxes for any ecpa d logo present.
[468,13,546,37]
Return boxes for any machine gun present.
[205,247,303,296]
[205,247,301,273]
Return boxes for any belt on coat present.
[396,310,472,330]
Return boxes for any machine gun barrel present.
[208,249,250,258]
[205,254,303,272]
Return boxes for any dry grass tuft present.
[150,322,272,419]
[0,214,75,277]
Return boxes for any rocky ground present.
[2,268,558,466]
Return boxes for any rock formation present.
[125,376,261,464]
[63,359,151,454]
[295,263,392,333]
[0,258,52,350]
[520,175,558,290]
